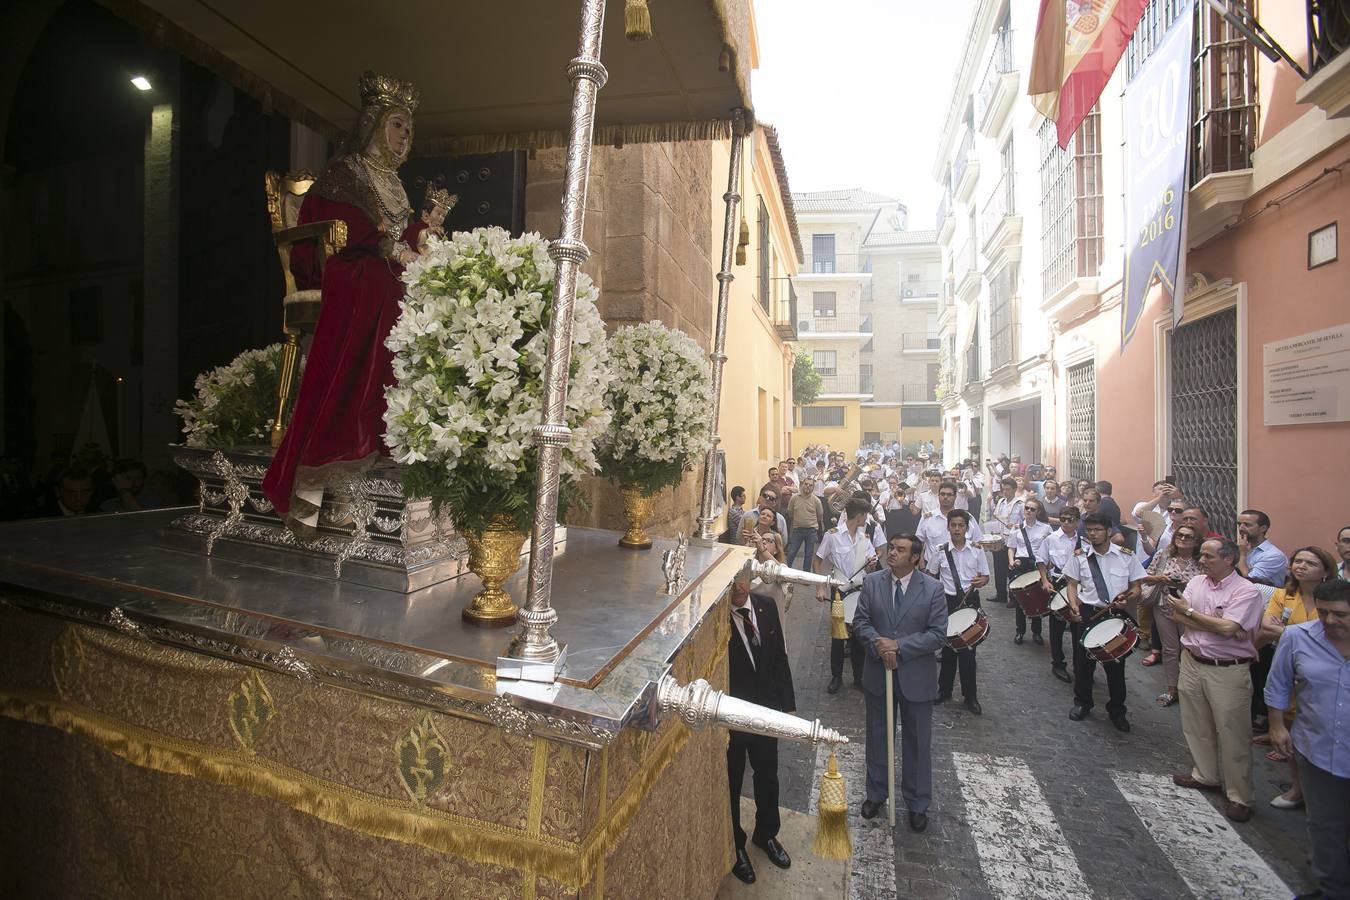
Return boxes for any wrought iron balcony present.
[1309,0,1349,73]
[990,322,1019,372]
[796,311,874,336]
[951,129,976,199]
[902,383,938,402]
[975,29,1016,131]
[936,191,952,232]
[902,333,941,352]
[765,276,798,341]
[980,172,1016,244]
[817,374,871,396]
[798,253,873,275]
[963,340,982,387]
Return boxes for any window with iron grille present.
[813,350,837,376]
[801,406,846,428]
[902,407,942,427]
[758,197,770,312]
[1039,109,1103,298]
[1067,360,1096,481]
[1124,1,1256,185]
[1170,308,1238,538]
[813,291,837,317]
[989,266,1016,371]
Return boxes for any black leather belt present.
[1186,650,1254,667]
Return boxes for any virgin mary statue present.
[262,71,421,536]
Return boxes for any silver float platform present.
[0,510,746,747]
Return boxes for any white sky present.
[751,0,975,228]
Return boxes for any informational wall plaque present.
[1263,323,1350,426]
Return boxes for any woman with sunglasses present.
[1253,545,1337,809]
[1142,526,1204,706]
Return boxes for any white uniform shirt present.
[1042,529,1084,577]
[834,511,887,549]
[926,540,990,596]
[992,495,1023,530]
[917,515,983,568]
[817,523,877,582]
[1006,520,1054,563]
[1065,543,1146,607]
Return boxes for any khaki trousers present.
[1178,651,1254,805]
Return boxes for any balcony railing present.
[954,236,978,285]
[1309,0,1349,74]
[980,171,1016,239]
[1192,24,1257,183]
[902,383,938,402]
[991,321,1018,372]
[975,29,1015,124]
[902,333,942,351]
[964,341,982,386]
[936,191,952,231]
[799,253,873,274]
[764,276,798,340]
[951,129,975,192]
[818,374,871,395]
[796,311,873,335]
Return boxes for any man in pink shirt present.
[1167,538,1264,822]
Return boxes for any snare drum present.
[1082,616,1138,663]
[945,607,990,652]
[1049,587,1074,623]
[1009,571,1052,619]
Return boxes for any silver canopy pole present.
[696,109,748,542]
[506,0,607,673]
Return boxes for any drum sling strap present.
[1020,525,1038,567]
[944,545,964,598]
[1086,552,1113,609]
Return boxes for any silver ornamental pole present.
[513,0,607,665]
[696,109,748,542]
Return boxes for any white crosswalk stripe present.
[950,751,1092,899]
[1112,771,1292,900]
[810,736,896,900]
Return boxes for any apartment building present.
[932,1,1057,470]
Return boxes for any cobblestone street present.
[749,584,1314,899]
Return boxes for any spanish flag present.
[1029,0,1151,148]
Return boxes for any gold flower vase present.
[618,483,654,550]
[462,514,527,627]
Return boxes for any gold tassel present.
[735,214,750,265]
[625,0,653,41]
[812,749,851,859]
[829,595,847,640]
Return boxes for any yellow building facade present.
[712,124,800,520]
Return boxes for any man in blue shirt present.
[1237,509,1288,587]
[1265,579,1350,900]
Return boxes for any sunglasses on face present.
[762,493,776,500]
[1168,507,1185,513]
[1175,532,1197,540]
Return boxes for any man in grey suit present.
[852,532,949,832]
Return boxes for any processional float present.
[0,0,857,894]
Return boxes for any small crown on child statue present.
[359,70,420,114]
[425,186,458,211]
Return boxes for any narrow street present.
[747,584,1312,899]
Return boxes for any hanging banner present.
[1121,0,1193,351]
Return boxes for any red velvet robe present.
[261,158,410,520]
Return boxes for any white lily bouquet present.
[600,320,713,496]
[176,343,294,448]
[382,227,612,534]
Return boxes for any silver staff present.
[511,0,607,670]
[650,674,847,746]
[696,109,748,541]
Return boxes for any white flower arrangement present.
[600,320,712,494]
[383,227,612,533]
[175,344,293,448]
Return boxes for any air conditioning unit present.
[903,288,915,298]
[798,320,811,332]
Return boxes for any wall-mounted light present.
[130,75,152,91]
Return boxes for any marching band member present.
[1064,513,1146,732]
[1006,498,1053,646]
[815,498,879,694]
[991,476,1024,609]
[1038,506,1083,683]
[917,482,983,569]
[925,509,990,715]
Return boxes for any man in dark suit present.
[726,578,795,884]
[851,532,948,832]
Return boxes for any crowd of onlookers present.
[0,444,181,521]
[726,442,1349,900]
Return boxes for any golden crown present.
[425,186,458,211]
[359,70,419,114]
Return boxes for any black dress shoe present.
[1033,633,1044,645]
[731,847,755,884]
[964,698,983,715]
[935,692,951,705]
[909,810,928,832]
[754,837,791,869]
[1014,633,1025,645]
[1051,664,1071,683]
[1111,717,1131,733]
[826,676,842,694]
[1069,704,1091,721]
[1005,599,1016,609]
[860,798,883,820]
